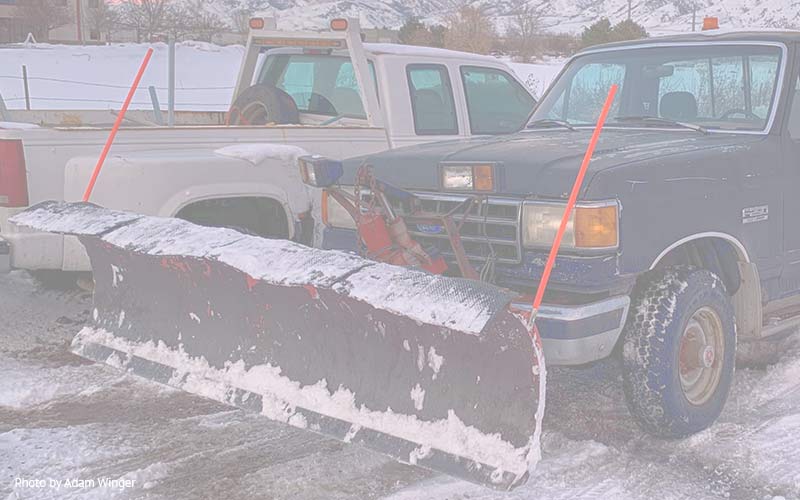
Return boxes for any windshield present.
[258,53,377,119]
[529,44,783,132]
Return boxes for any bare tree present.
[506,4,541,62]
[443,6,497,55]
[117,0,173,42]
[184,0,227,42]
[85,1,119,42]
[16,0,72,41]
[117,0,227,42]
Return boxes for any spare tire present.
[227,84,300,126]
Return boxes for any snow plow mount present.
[10,201,545,491]
[308,160,484,280]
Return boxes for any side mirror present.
[299,155,344,187]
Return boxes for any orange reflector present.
[575,205,618,248]
[473,164,494,192]
[330,18,349,31]
[702,16,719,30]
[249,18,265,30]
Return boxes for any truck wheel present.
[227,84,299,126]
[621,266,736,437]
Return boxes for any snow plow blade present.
[11,201,545,490]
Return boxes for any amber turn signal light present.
[473,164,494,192]
[574,205,618,248]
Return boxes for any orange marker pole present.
[529,84,618,322]
[82,47,154,202]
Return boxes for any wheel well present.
[175,197,290,239]
[652,237,743,295]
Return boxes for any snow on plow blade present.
[11,201,545,490]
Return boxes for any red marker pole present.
[528,84,618,325]
[82,48,154,202]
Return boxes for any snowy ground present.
[0,42,244,112]
[0,42,563,113]
[1,271,798,499]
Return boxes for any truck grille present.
[393,193,523,265]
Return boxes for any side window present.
[788,76,800,140]
[461,66,536,134]
[407,64,458,135]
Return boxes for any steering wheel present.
[720,109,760,120]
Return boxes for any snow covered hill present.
[215,0,800,36]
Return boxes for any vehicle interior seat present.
[413,88,454,131]
[660,91,699,122]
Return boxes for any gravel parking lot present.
[1,270,798,500]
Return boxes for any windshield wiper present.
[613,115,708,134]
[526,119,577,131]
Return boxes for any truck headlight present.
[523,201,618,249]
[441,163,495,192]
[299,155,343,188]
[322,187,356,230]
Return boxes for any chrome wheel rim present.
[679,306,725,406]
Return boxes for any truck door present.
[392,64,465,148]
[781,71,800,295]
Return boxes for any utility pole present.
[628,0,632,20]
[75,0,83,43]
[692,3,697,32]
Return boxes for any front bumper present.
[512,295,630,365]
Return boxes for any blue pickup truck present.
[317,31,800,438]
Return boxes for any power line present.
[3,96,230,107]
[0,74,234,91]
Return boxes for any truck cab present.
[319,31,800,438]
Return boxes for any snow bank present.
[0,42,244,111]
[0,356,119,408]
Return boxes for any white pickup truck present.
[0,18,537,273]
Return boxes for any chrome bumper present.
[513,295,631,366]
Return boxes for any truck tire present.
[227,84,299,126]
[621,266,736,437]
